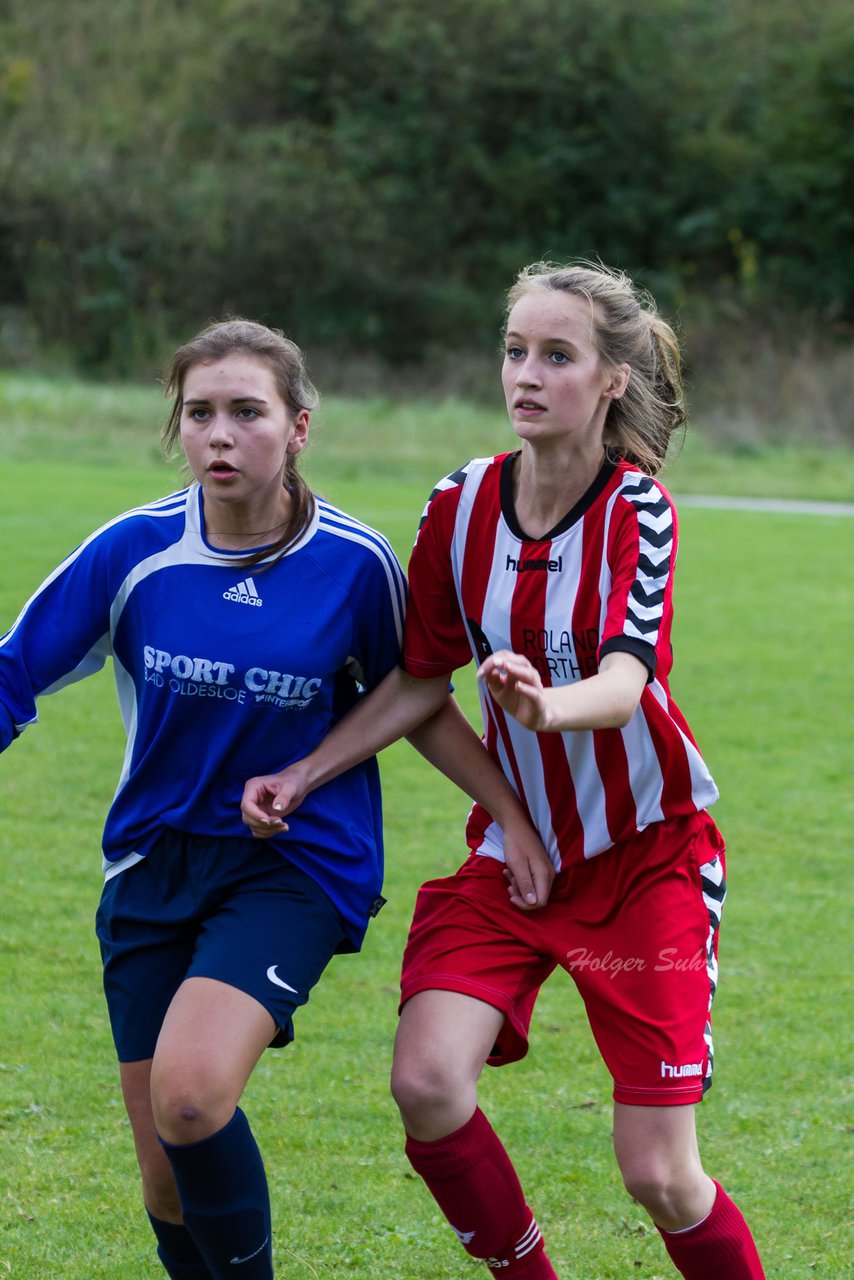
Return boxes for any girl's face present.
[179,352,308,521]
[502,290,629,452]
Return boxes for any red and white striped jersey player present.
[241,261,767,1280]
[404,449,719,870]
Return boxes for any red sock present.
[657,1181,765,1279]
[405,1108,557,1277]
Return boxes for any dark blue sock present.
[159,1108,273,1279]
[146,1211,212,1278]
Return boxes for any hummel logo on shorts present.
[223,576,263,607]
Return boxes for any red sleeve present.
[402,483,473,678]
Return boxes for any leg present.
[150,976,274,1143]
[99,847,221,1277]
[392,990,557,1278]
[122,1058,184,1221]
[614,1103,714,1229]
[614,1103,765,1278]
[98,836,346,1278]
[121,1059,212,1278]
[151,977,277,1280]
[392,988,501,1139]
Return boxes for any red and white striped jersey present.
[403,452,719,870]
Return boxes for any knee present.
[150,1058,232,1145]
[390,1051,465,1126]
[619,1154,710,1228]
[621,1162,674,1218]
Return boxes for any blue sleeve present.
[349,540,408,693]
[0,703,17,752]
[0,531,116,749]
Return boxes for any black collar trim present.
[499,452,617,542]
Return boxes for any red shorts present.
[400,811,726,1106]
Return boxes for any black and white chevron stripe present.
[619,475,674,646]
[418,461,474,531]
[700,853,727,1092]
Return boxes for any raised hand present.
[477,650,554,732]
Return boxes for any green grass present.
[0,376,852,1277]
[2,369,853,503]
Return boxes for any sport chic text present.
[142,646,322,710]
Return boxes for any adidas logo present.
[223,576,263,607]
[451,1227,476,1245]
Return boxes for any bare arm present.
[241,665,555,907]
[407,698,555,908]
[241,666,449,829]
[477,649,649,733]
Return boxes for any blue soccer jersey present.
[0,484,407,946]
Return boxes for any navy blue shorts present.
[95,830,348,1063]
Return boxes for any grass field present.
[0,377,851,1278]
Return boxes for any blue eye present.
[506,346,524,360]
[236,406,260,420]
[187,407,211,421]
[550,350,570,364]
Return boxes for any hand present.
[501,815,556,911]
[240,761,311,838]
[477,650,553,732]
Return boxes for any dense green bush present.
[1,0,852,371]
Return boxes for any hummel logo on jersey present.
[505,554,563,573]
[223,576,263,606]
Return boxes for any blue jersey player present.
[0,319,550,1279]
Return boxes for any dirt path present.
[675,495,854,517]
